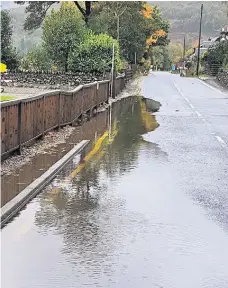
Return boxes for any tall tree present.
[42,3,84,71]
[1,10,18,69]
[168,43,184,63]
[89,2,169,63]
[15,1,92,30]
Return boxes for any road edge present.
[198,78,228,97]
[1,140,90,228]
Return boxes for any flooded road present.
[2,74,228,288]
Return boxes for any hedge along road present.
[2,73,228,288]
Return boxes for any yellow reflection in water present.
[46,119,119,197]
[139,97,158,132]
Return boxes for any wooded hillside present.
[149,1,227,45]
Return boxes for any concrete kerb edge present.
[1,140,90,228]
[198,78,228,97]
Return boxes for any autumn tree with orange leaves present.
[89,1,169,63]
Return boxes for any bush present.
[68,32,122,73]
[143,58,151,74]
[206,41,228,71]
[20,46,52,71]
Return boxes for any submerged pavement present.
[2,72,228,288]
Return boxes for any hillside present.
[2,1,228,54]
[8,5,42,56]
[149,1,228,46]
[1,2,58,56]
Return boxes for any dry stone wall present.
[217,68,228,88]
[1,71,110,90]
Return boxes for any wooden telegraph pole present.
[196,4,203,76]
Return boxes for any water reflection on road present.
[2,96,228,288]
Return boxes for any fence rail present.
[1,68,135,159]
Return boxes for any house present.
[193,38,216,56]
[192,26,228,57]
[217,25,228,41]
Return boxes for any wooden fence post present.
[42,95,45,138]
[58,92,61,130]
[17,101,22,155]
[112,71,116,98]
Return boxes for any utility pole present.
[111,43,115,98]
[183,36,186,58]
[196,4,203,77]
[117,16,120,43]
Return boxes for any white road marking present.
[173,81,228,151]
[173,82,202,118]
[199,79,228,97]
[215,136,227,148]
[195,111,202,117]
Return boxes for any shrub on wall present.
[206,41,228,72]
[68,32,122,73]
[20,46,52,71]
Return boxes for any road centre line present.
[195,111,202,117]
[173,81,227,150]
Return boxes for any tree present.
[20,45,52,71]
[42,3,84,72]
[15,1,92,30]
[168,43,184,63]
[162,47,172,70]
[98,2,128,43]
[89,2,169,63]
[205,41,228,73]
[68,32,122,73]
[1,10,18,69]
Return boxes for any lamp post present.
[196,4,203,77]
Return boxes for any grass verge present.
[0,95,16,102]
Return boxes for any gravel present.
[1,126,75,176]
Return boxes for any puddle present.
[1,96,160,207]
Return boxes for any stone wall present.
[1,71,110,90]
[217,68,228,88]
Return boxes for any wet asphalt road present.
[2,72,228,288]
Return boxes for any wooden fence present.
[1,69,134,159]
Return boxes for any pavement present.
[2,72,228,288]
[202,77,228,94]
[1,86,54,99]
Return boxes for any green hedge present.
[68,33,122,73]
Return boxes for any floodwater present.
[1,97,159,207]
[2,96,228,288]
[1,101,110,206]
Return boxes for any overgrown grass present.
[199,74,209,80]
[0,95,16,102]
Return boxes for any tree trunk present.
[65,53,68,72]
[65,62,68,72]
